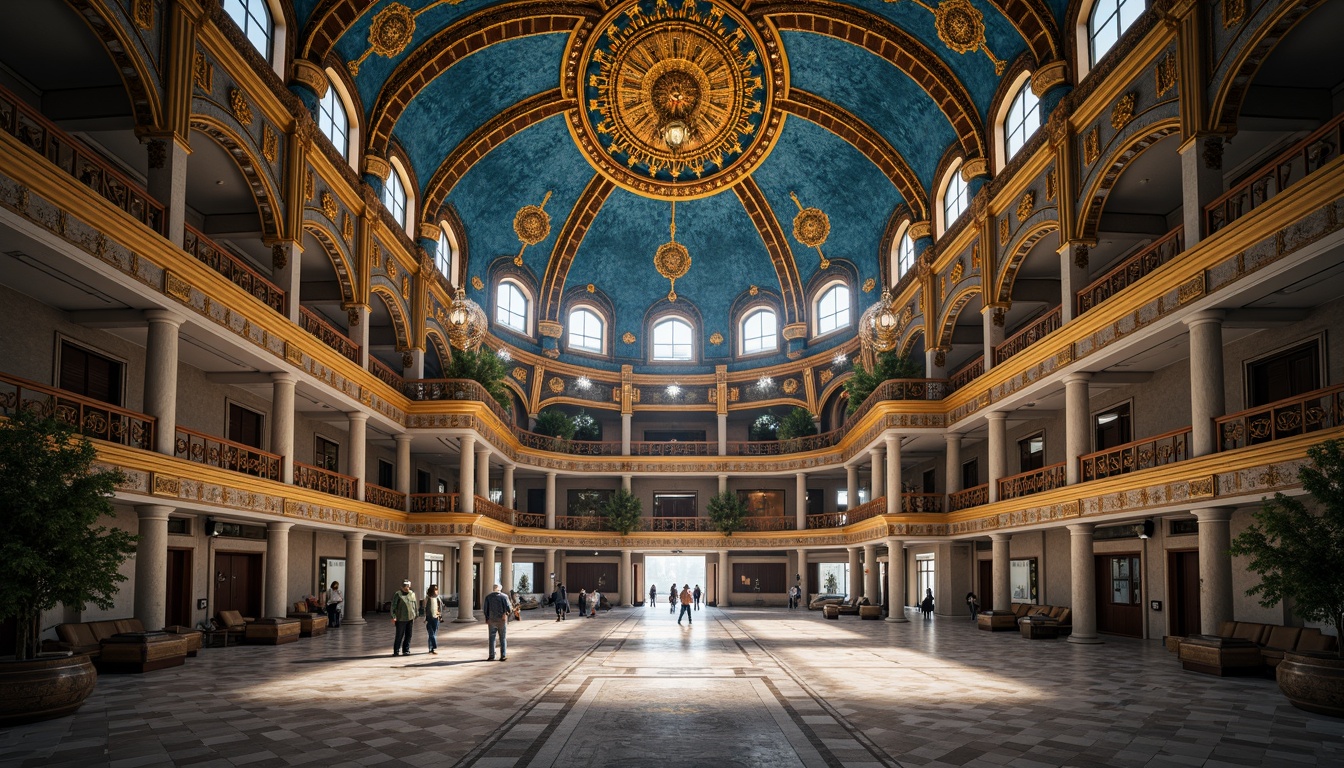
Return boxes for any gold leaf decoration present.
[471,276,484,290]
[1156,53,1177,98]
[547,376,565,394]
[1111,92,1136,131]
[790,192,830,269]
[1016,191,1035,223]
[1223,0,1246,29]
[193,53,213,92]
[512,367,528,383]
[387,258,398,280]
[586,284,596,293]
[749,285,759,296]
[782,378,799,395]
[1045,168,1057,201]
[931,0,1005,74]
[320,191,337,220]
[262,126,278,163]
[999,217,1010,243]
[1083,126,1100,166]
[401,276,410,299]
[622,331,636,344]
[819,369,833,384]
[709,332,724,345]
[950,260,963,283]
[654,241,691,302]
[512,191,552,266]
[228,88,253,125]
[342,212,354,242]
[862,278,875,293]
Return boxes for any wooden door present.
[213,552,262,618]
[363,559,378,614]
[166,548,192,628]
[978,559,992,608]
[1168,550,1200,637]
[1095,554,1142,637]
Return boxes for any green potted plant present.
[1228,439,1344,717]
[777,407,818,452]
[601,489,642,536]
[843,351,922,415]
[0,410,137,724]
[748,412,779,442]
[444,346,512,413]
[533,408,575,452]
[572,410,601,442]
[707,491,748,536]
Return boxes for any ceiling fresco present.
[291,0,1069,374]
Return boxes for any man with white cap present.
[482,582,513,661]
[391,579,418,656]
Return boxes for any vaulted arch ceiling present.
[293,0,1067,374]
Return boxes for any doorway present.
[213,552,262,618]
[644,555,707,601]
[978,559,992,608]
[1095,554,1143,637]
[166,548,192,628]
[363,559,379,614]
[1168,550,1200,637]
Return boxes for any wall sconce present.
[1139,519,1154,539]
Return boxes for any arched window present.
[940,163,969,234]
[568,307,604,353]
[382,169,407,229]
[652,317,693,361]
[1004,80,1041,160]
[495,281,528,334]
[741,308,777,355]
[317,79,350,161]
[435,229,453,281]
[816,284,851,336]
[895,231,916,281]
[1089,0,1143,65]
[223,0,272,59]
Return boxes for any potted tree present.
[707,491,748,536]
[842,351,922,415]
[0,410,137,724]
[1228,439,1344,717]
[777,407,818,452]
[601,489,642,536]
[444,347,512,413]
[533,408,575,452]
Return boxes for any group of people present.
[547,584,604,621]
[387,580,519,660]
[648,583,699,624]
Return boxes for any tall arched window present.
[816,284,851,336]
[941,165,969,233]
[223,0,272,58]
[1004,81,1041,160]
[382,169,407,229]
[895,231,916,281]
[1089,0,1143,65]
[435,229,454,281]
[495,281,528,334]
[652,317,693,361]
[318,79,350,161]
[568,307,604,353]
[741,308,777,355]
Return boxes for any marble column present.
[476,446,491,505]
[482,544,497,606]
[621,413,632,456]
[1064,373,1091,484]
[1185,311,1225,457]
[345,532,366,625]
[134,504,171,630]
[717,474,728,495]
[718,552,731,608]
[795,548,808,599]
[273,242,302,324]
[886,538,908,622]
[401,349,425,381]
[795,472,807,530]
[395,434,412,510]
[143,309,183,456]
[1195,507,1235,634]
[848,547,862,600]
[502,464,515,509]
[1180,135,1224,246]
[348,412,367,501]
[545,471,557,528]
[988,412,1007,503]
[991,532,1011,612]
[544,549,557,595]
[869,447,884,499]
[271,373,297,484]
[619,549,632,606]
[501,546,514,595]
[982,305,1007,371]
[885,434,902,514]
[1058,242,1090,324]
[458,435,475,514]
[845,465,858,510]
[945,433,963,494]
[623,474,633,493]
[146,137,189,247]
[352,305,370,369]
[863,543,880,602]
[717,412,727,456]
[454,539,476,622]
[265,522,294,618]
[1067,523,1102,643]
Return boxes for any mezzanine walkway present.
[2,607,1340,767]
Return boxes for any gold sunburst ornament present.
[654,200,691,302]
[512,191,552,266]
[888,0,1006,75]
[790,192,830,270]
[347,1,465,77]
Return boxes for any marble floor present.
[2,606,1341,767]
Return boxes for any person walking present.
[966,591,980,620]
[552,583,569,621]
[920,588,935,619]
[649,585,657,608]
[424,584,444,654]
[669,584,677,614]
[577,589,588,618]
[692,585,702,610]
[483,583,512,661]
[788,584,802,610]
[325,581,343,628]
[390,579,418,656]
[588,589,601,618]
[678,584,694,625]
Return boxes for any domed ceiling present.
[292,0,1069,374]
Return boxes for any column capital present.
[460,434,476,448]
[345,531,366,542]
[869,446,884,457]
[482,542,497,551]
[1183,309,1225,328]
[884,433,900,448]
[944,432,962,445]
[347,411,369,424]
[986,411,1008,422]
[546,470,557,478]
[1063,371,1093,385]
[1067,522,1096,535]
[267,521,295,533]
[1193,507,1234,523]
[990,532,1012,543]
[886,537,904,548]
[135,504,173,520]
[394,433,413,444]
[270,371,297,385]
[144,308,187,326]
[458,536,476,546]
[476,445,491,455]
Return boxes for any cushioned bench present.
[98,632,191,673]
[978,603,1072,634]
[286,606,329,638]
[244,617,301,645]
[48,618,147,658]
[1176,621,1339,676]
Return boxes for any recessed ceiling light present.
[758,376,773,389]
[666,384,681,397]
[576,376,591,390]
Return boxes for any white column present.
[1185,311,1225,457]
[1195,507,1235,635]
[134,504,171,629]
[863,543,880,601]
[991,532,1011,612]
[717,474,727,495]
[402,348,425,380]
[273,242,302,324]
[1180,135,1224,246]
[1059,242,1090,324]
[945,433,962,494]
[845,465,858,510]
[344,532,366,625]
[482,544,497,606]
[623,474,633,493]
[988,412,1007,503]
[545,471,557,528]
[544,549,557,594]
[796,548,808,598]
[476,446,491,506]
[502,464,515,509]
[143,309,183,456]
[885,434,902,514]
[265,522,294,618]
[395,434,412,498]
[1064,373,1091,484]
[352,305,370,369]
[501,546,514,593]
[348,412,367,501]
[619,549,632,606]
[459,435,475,514]
[718,552,731,607]
[795,472,807,530]
[717,413,727,456]
[869,447,884,499]
[982,306,1007,371]
[1067,523,1101,643]
[147,137,189,247]
[886,538,907,622]
[454,539,476,622]
[847,546,862,599]
[271,373,297,484]
[621,413,632,456]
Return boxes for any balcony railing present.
[554,515,604,531]
[742,516,797,531]
[516,432,622,455]
[1076,226,1184,316]
[647,516,715,532]
[727,429,844,455]
[409,493,460,513]
[998,463,1067,501]
[846,379,948,426]
[515,511,546,528]
[994,306,1062,365]
[0,373,154,449]
[293,461,357,499]
[174,426,280,480]
[806,497,887,529]
[472,495,513,524]
[1080,427,1191,481]
[629,440,717,456]
[403,378,512,426]
[365,483,406,511]
[299,306,360,364]
[0,83,164,233]
[948,484,988,511]
[1207,110,1344,234]
[948,356,984,392]
[183,225,285,314]
[367,356,405,390]
[902,493,944,513]
[1216,384,1344,451]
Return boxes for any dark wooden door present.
[1095,554,1142,637]
[527,488,545,514]
[363,559,378,614]
[166,548,192,628]
[213,552,262,618]
[1168,550,1200,637]
[978,559,993,608]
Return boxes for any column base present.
[453,616,477,623]
[343,615,367,626]
[885,614,909,623]
[1067,634,1103,645]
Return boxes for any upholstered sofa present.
[47,618,193,672]
[49,618,146,658]
[977,603,1072,633]
[288,602,330,637]
[1177,621,1339,676]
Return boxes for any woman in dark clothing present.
[553,584,569,621]
[920,588,935,619]
[966,592,979,620]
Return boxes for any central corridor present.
[3,607,1341,767]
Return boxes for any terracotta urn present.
[1276,651,1344,718]
[0,652,98,725]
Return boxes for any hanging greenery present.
[707,491,748,536]
[843,351,922,414]
[444,347,512,412]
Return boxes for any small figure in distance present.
[649,584,657,609]
[693,584,702,610]
[678,584,694,625]
[669,584,677,615]
[483,583,512,661]
[966,591,979,620]
[552,583,569,622]
[921,588,935,620]
[391,579,418,656]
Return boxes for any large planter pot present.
[1277,651,1344,718]
[0,652,98,725]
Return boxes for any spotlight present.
[666,384,681,397]
[576,376,592,390]
[832,351,847,366]
[757,376,773,389]
[496,348,511,362]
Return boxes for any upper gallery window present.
[895,231,915,281]
[1089,0,1144,65]
[495,281,529,334]
[652,317,693,361]
[741,308,778,355]
[435,228,454,281]
[382,168,408,230]
[318,79,351,161]
[1004,80,1041,160]
[941,165,969,232]
[223,0,272,59]
[816,284,851,336]
[568,307,604,353]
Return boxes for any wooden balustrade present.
[647,516,714,532]
[0,372,154,449]
[472,495,514,524]
[554,515,604,531]
[514,512,547,528]
[367,356,405,390]
[174,426,281,480]
[403,378,512,426]
[299,306,360,364]
[365,484,406,511]
[742,516,797,531]
[1080,427,1191,481]
[806,497,886,529]
[515,432,621,455]
[1216,384,1344,451]
[902,493,943,513]
[727,429,844,455]
[0,84,164,233]
[1207,111,1344,234]
[293,461,358,499]
[1076,227,1183,316]
[948,356,984,392]
[408,493,459,513]
[846,379,948,425]
[183,225,285,313]
[629,441,716,456]
[994,306,1062,365]
[997,463,1066,501]
[947,484,988,511]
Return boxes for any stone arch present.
[899,325,925,359]
[1209,0,1327,134]
[66,0,162,130]
[1076,119,1181,243]
[995,220,1059,304]
[302,219,356,305]
[988,0,1062,66]
[370,284,411,351]
[936,284,982,350]
[425,327,452,376]
[189,116,285,241]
